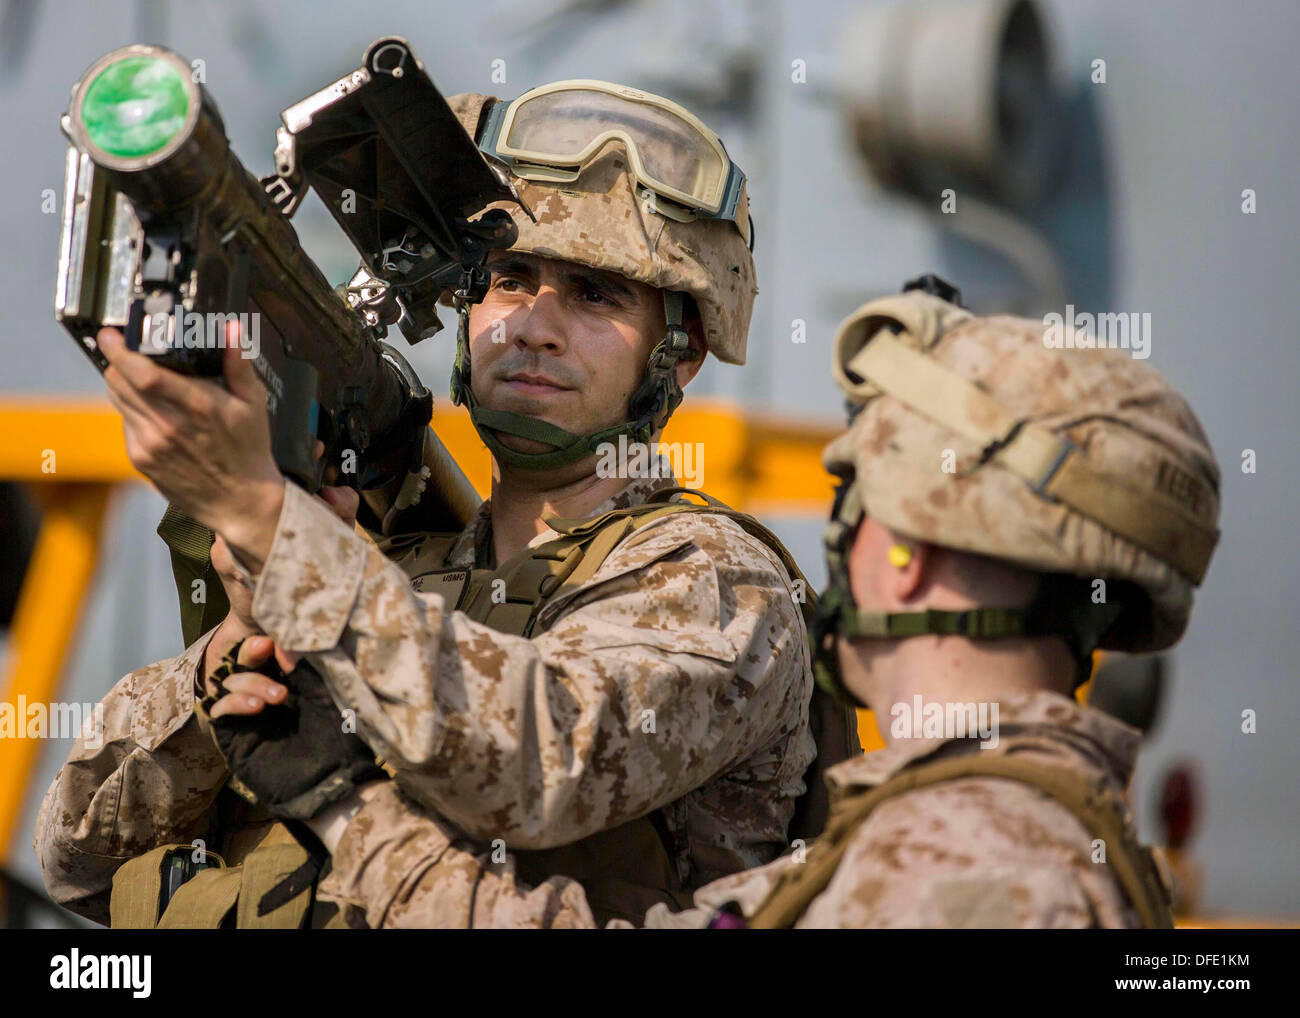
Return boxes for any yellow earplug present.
[888,543,913,569]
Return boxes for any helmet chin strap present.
[810,478,1128,709]
[450,289,692,472]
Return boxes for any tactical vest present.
[747,747,1174,930]
[121,488,859,928]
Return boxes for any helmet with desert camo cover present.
[812,276,1222,703]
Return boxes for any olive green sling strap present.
[159,504,229,648]
[748,753,1173,930]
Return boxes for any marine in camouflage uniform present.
[644,280,1221,929]
[36,84,838,928]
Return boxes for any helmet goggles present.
[479,79,751,247]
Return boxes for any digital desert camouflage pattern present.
[825,291,1222,651]
[31,635,593,928]
[450,92,757,364]
[35,635,226,924]
[37,470,815,926]
[315,783,597,929]
[642,691,1150,928]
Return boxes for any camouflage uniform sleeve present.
[251,483,810,851]
[795,779,1135,928]
[640,850,800,928]
[316,783,596,928]
[34,630,228,924]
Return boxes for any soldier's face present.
[467,251,667,458]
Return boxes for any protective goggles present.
[478,79,751,247]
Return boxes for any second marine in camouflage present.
[648,282,1220,928]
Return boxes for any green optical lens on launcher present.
[81,56,189,157]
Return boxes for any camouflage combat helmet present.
[444,85,757,471]
[812,276,1222,702]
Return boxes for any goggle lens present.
[502,88,730,212]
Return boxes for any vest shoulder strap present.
[565,489,821,634]
[454,487,810,637]
[624,486,819,626]
[748,753,1172,930]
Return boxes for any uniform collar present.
[826,689,1142,798]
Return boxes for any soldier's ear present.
[675,327,707,389]
[887,533,928,603]
[673,294,707,388]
